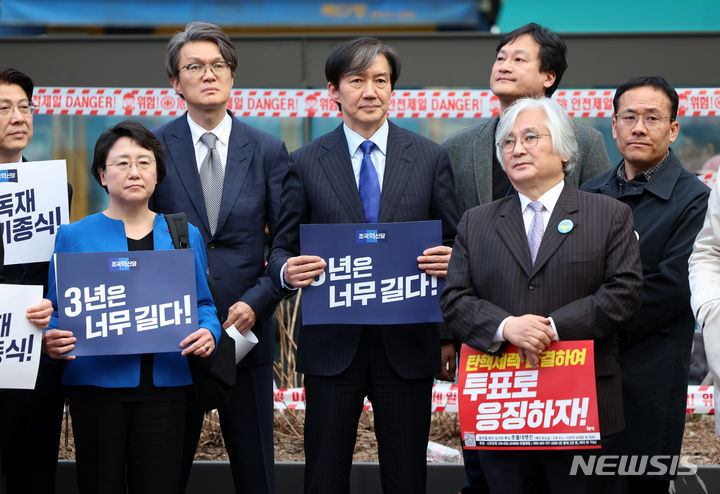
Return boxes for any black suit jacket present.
[151,112,290,367]
[269,121,459,379]
[440,184,643,436]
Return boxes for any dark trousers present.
[0,359,65,494]
[303,327,433,494]
[70,397,186,494]
[460,446,490,494]
[476,432,626,494]
[178,363,276,494]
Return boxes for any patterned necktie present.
[527,201,546,265]
[199,132,224,235]
[358,140,381,223]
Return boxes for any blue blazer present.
[151,112,289,367]
[46,212,220,387]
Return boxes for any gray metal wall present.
[4,32,720,89]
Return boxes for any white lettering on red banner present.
[31,88,720,118]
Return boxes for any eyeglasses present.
[106,160,154,171]
[615,111,671,128]
[0,101,36,117]
[180,61,232,77]
[498,132,551,153]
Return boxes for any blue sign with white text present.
[300,221,443,325]
[55,249,197,356]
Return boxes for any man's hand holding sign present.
[439,98,643,492]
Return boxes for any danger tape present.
[31,87,720,119]
[274,383,714,414]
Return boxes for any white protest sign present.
[0,160,69,265]
[0,284,43,389]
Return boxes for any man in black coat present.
[582,75,710,493]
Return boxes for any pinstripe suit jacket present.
[270,122,460,379]
[439,184,643,435]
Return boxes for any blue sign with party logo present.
[300,220,444,325]
[55,249,197,356]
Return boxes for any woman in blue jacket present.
[42,120,220,494]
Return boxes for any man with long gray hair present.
[441,97,642,493]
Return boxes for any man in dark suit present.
[441,27,611,490]
[150,22,289,494]
[0,67,69,494]
[440,97,642,493]
[583,76,710,493]
[269,38,459,493]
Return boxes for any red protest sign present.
[458,341,600,450]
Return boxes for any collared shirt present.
[187,112,232,173]
[615,150,669,185]
[342,120,389,190]
[518,179,565,235]
[280,121,390,291]
[494,179,565,343]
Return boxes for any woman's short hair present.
[91,120,166,192]
[495,97,578,176]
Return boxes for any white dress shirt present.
[342,120,389,191]
[187,112,232,172]
[495,180,565,342]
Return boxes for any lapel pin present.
[557,219,574,234]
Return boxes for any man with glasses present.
[441,23,611,493]
[582,75,710,493]
[0,67,70,494]
[441,96,642,493]
[150,22,290,494]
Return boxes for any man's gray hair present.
[495,97,578,176]
[165,21,238,79]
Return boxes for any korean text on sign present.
[300,221,444,325]
[55,249,198,356]
[458,341,601,450]
[0,284,43,389]
[0,160,69,265]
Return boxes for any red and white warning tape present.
[31,87,720,119]
[274,383,714,414]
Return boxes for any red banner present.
[458,341,600,450]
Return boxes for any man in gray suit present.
[444,23,610,215]
[441,24,611,492]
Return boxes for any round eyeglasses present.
[180,62,232,78]
[498,133,551,153]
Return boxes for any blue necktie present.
[359,140,380,223]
